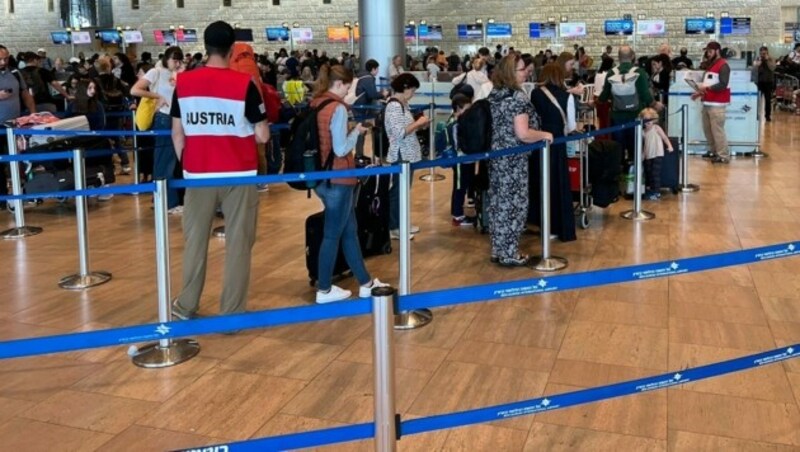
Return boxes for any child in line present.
[639,107,673,201]
[449,93,477,226]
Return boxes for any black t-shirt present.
[21,67,54,104]
[171,81,267,125]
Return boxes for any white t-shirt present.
[144,66,176,115]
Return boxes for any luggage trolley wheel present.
[382,243,392,254]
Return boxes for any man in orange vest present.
[691,41,731,164]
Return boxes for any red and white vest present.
[702,58,731,106]
[175,67,257,179]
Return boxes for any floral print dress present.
[487,87,541,260]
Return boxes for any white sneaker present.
[359,278,390,298]
[389,229,415,240]
[410,225,420,234]
[315,285,352,304]
[168,206,184,215]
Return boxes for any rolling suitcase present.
[305,211,350,286]
[355,173,392,256]
[660,137,681,194]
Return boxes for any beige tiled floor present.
[1,113,799,450]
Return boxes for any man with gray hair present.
[597,45,663,162]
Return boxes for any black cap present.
[204,20,236,49]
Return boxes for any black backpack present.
[373,98,403,159]
[284,99,337,191]
[449,74,474,100]
[456,98,493,154]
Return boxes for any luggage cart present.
[774,73,799,113]
[568,137,592,229]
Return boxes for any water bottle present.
[302,150,319,189]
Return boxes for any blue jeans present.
[388,168,414,230]
[153,112,180,208]
[314,183,371,291]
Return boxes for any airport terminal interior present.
[2,1,800,451]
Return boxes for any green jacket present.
[598,62,654,123]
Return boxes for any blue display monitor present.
[420,24,443,41]
[457,24,483,40]
[685,18,716,35]
[605,19,634,36]
[266,27,290,41]
[234,28,254,42]
[404,24,416,40]
[529,23,557,39]
[50,31,70,45]
[96,29,121,44]
[486,23,512,39]
[720,17,751,35]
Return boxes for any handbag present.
[134,69,161,131]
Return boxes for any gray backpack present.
[608,66,641,112]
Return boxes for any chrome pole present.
[419,93,445,182]
[59,148,112,289]
[621,121,655,221]
[533,141,567,272]
[679,104,700,193]
[751,89,768,159]
[395,162,432,329]
[132,179,200,368]
[131,110,140,189]
[1,127,42,239]
[372,286,398,452]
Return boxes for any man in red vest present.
[691,41,731,164]
[170,21,270,321]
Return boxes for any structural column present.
[359,0,405,81]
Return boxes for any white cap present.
[69,57,80,64]
[37,48,46,53]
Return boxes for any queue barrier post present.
[1,127,43,239]
[372,286,398,452]
[678,104,700,193]
[621,121,655,221]
[58,148,113,289]
[532,141,568,272]
[394,161,432,330]
[131,110,141,191]
[751,92,768,159]
[132,178,200,368]
[419,89,445,182]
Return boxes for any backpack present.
[374,98,403,158]
[456,99,493,154]
[449,74,474,100]
[284,80,306,105]
[607,66,641,112]
[261,83,281,123]
[99,76,126,110]
[284,99,337,191]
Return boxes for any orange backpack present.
[229,42,263,98]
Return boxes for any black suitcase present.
[588,139,623,208]
[305,211,351,286]
[25,136,116,186]
[660,137,681,194]
[355,173,392,256]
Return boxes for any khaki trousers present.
[701,105,729,158]
[174,185,259,315]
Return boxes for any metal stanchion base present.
[531,256,568,272]
[679,184,700,193]
[752,150,769,159]
[393,309,433,330]
[620,210,656,221]
[58,271,112,290]
[1,226,43,239]
[212,226,225,238]
[131,339,200,368]
[419,172,445,182]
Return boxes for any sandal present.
[498,254,530,267]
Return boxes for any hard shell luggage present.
[660,137,681,194]
[355,173,392,257]
[24,135,116,194]
[305,211,351,286]
[587,139,622,208]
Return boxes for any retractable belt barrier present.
[2,118,793,451]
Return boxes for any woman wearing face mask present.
[131,46,185,214]
[310,64,388,304]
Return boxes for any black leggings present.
[644,157,663,194]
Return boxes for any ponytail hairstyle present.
[313,63,354,98]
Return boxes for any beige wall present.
[0,0,787,62]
